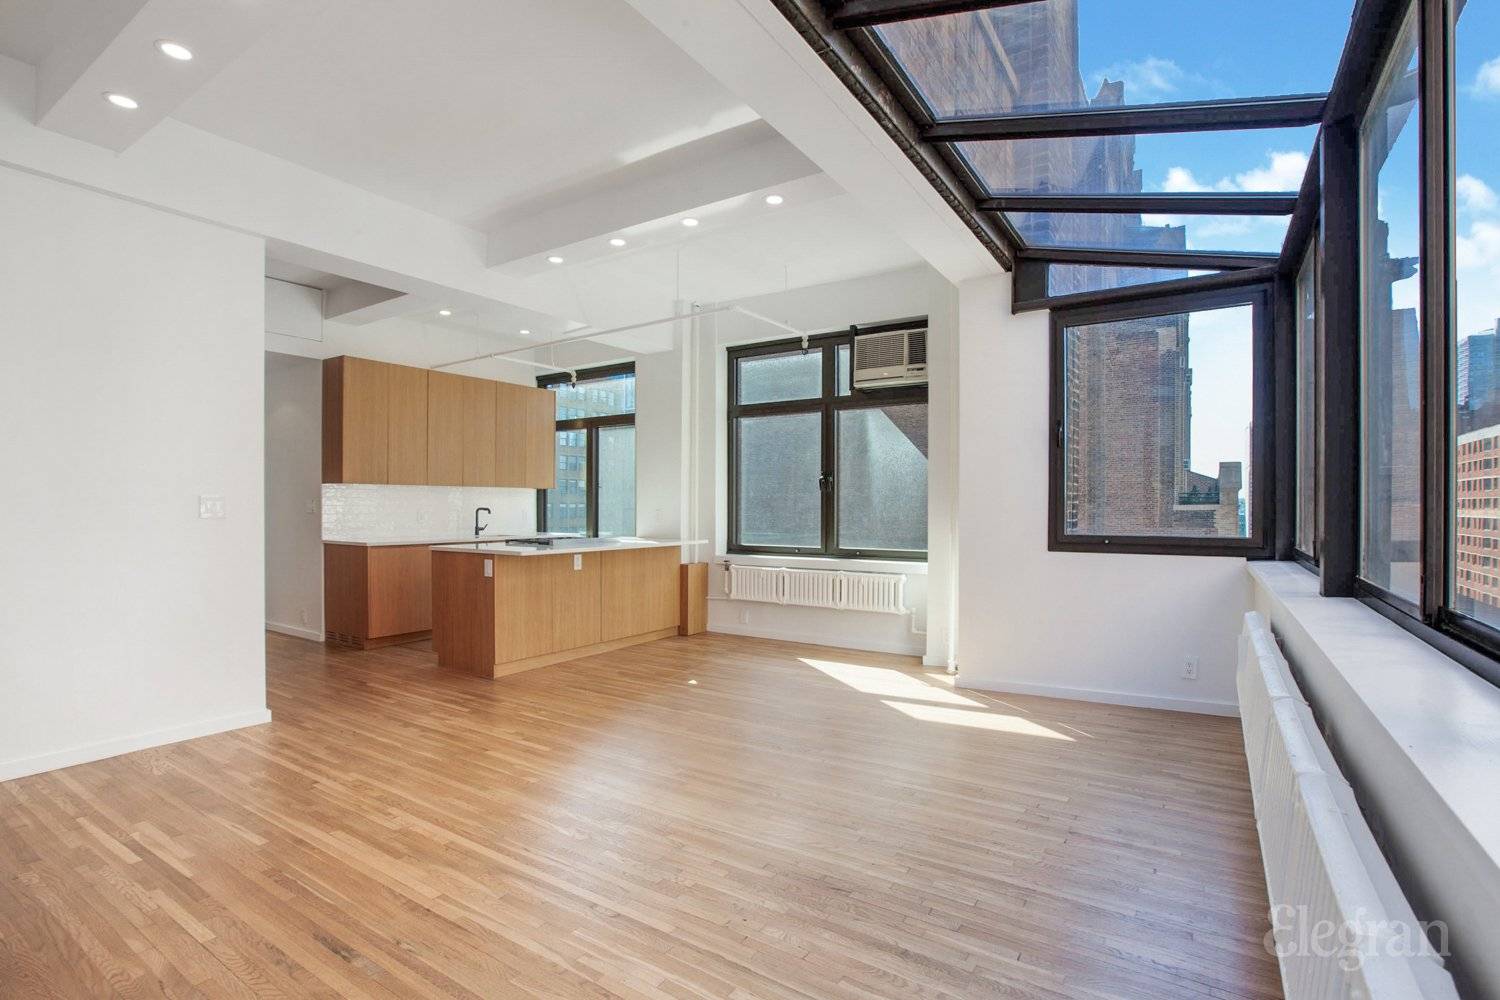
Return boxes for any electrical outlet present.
[1183,657,1199,680]
[300,609,310,626]
[739,608,751,625]
[199,494,225,519]
[573,554,583,570]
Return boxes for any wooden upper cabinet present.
[525,385,557,489]
[427,370,465,486]
[387,364,428,485]
[324,357,555,488]
[323,356,389,484]
[462,376,498,487]
[496,382,556,489]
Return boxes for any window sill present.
[718,552,928,576]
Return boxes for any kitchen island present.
[430,538,700,678]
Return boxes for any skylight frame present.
[839,3,1335,267]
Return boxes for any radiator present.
[726,564,907,615]
[1237,612,1458,1000]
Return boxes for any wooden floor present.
[0,632,1281,999]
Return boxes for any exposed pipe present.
[431,302,810,372]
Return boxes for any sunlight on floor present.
[882,700,1076,740]
[799,657,985,706]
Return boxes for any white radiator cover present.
[727,564,907,615]
[1237,613,1458,1000]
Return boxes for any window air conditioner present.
[852,328,927,389]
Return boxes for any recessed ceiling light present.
[609,237,627,247]
[764,194,784,205]
[681,217,700,228]
[519,329,532,336]
[156,40,193,61]
[104,92,138,110]
[547,255,565,264]
[438,309,452,317]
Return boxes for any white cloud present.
[1471,55,1500,98]
[1092,56,1192,103]
[1457,220,1500,337]
[1458,174,1499,214]
[1158,151,1310,195]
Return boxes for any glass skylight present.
[875,1,1352,120]
[1045,263,1216,297]
[957,126,1317,195]
[1007,211,1290,254]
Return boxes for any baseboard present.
[957,677,1238,717]
[0,708,274,783]
[266,620,323,642]
[708,622,924,657]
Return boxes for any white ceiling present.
[2,0,936,344]
[173,0,758,229]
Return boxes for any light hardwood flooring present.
[0,632,1281,999]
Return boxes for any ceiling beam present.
[34,0,297,152]
[826,0,1041,30]
[485,121,818,269]
[1017,247,1281,270]
[923,94,1328,142]
[322,281,413,325]
[1013,264,1280,313]
[979,193,1300,215]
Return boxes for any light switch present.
[199,495,225,519]
[483,559,493,578]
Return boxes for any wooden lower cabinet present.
[324,544,433,648]
[432,547,686,678]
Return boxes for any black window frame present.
[535,362,636,538]
[1047,281,1276,558]
[727,319,930,562]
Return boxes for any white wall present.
[670,266,958,659]
[955,273,1247,714]
[0,166,270,780]
[265,353,325,640]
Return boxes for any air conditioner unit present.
[852,328,927,389]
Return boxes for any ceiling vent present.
[852,328,927,389]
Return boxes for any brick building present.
[885,1,1240,537]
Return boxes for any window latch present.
[818,473,834,493]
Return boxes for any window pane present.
[873,2,1349,119]
[597,426,635,538]
[1451,0,1500,622]
[736,412,821,547]
[837,405,928,553]
[737,349,822,404]
[544,429,587,536]
[1009,211,1289,254]
[959,128,1317,195]
[836,344,852,397]
[1295,243,1319,557]
[1061,303,1254,539]
[1359,13,1421,602]
[548,372,635,419]
[1047,263,1215,297]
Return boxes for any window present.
[728,324,928,560]
[1449,0,1500,628]
[537,365,635,537]
[1050,287,1268,555]
[1295,241,1319,558]
[1359,10,1421,605]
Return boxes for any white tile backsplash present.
[321,484,537,543]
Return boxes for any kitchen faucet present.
[474,507,491,538]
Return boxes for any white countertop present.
[431,537,704,557]
[324,533,574,548]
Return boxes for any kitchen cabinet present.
[322,356,388,484]
[427,370,465,486]
[322,357,554,487]
[387,363,428,485]
[324,544,433,648]
[496,381,557,488]
[462,376,497,487]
